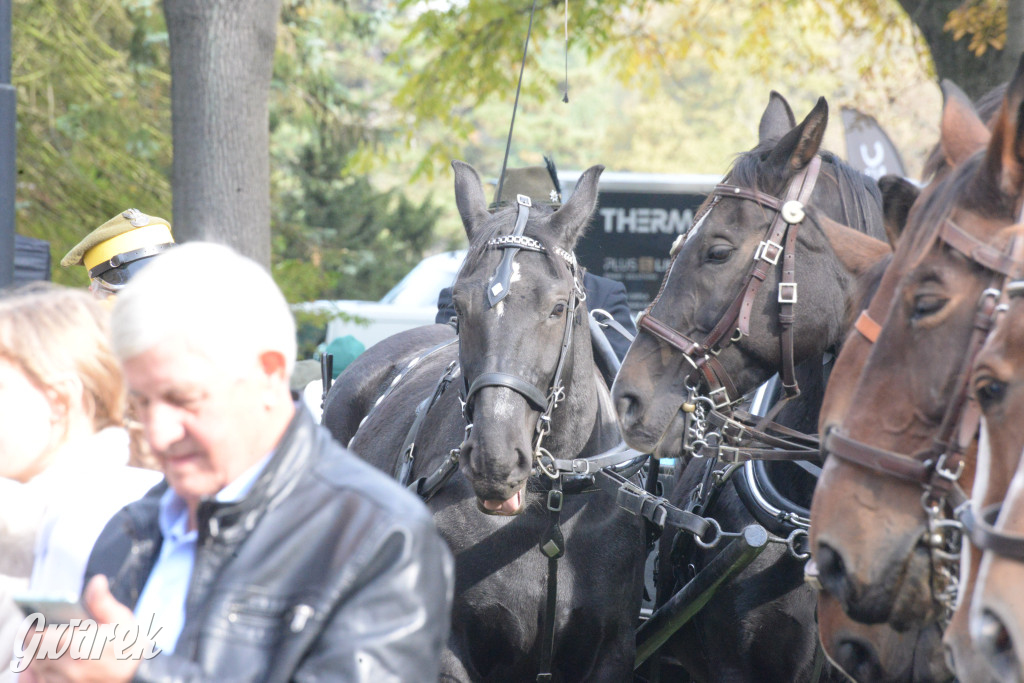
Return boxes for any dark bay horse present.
[612,91,889,681]
[810,61,1024,682]
[324,161,646,681]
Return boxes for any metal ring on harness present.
[786,528,811,560]
[693,517,723,549]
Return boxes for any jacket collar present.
[194,407,318,544]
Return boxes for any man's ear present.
[258,350,290,386]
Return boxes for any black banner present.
[574,186,711,313]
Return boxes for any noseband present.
[824,221,1024,616]
[635,156,822,409]
[460,194,584,469]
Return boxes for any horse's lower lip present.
[480,488,524,515]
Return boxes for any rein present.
[824,220,1024,617]
[636,156,822,409]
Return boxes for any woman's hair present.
[0,282,125,432]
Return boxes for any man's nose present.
[144,402,186,453]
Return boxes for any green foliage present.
[945,0,1006,56]
[13,0,172,286]
[270,0,446,304]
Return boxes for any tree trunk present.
[163,0,282,267]
[897,0,1021,101]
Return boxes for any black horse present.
[613,92,891,681]
[323,162,646,681]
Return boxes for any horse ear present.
[984,52,1024,203]
[547,164,604,250]
[766,97,828,173]
[452,160,491,239]
[816,213,892,277]
[759,91,796,143]
[877,175,919,248]
[939,80,989,168]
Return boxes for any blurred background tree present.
[9,0,1019,292]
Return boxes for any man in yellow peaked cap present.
[62,208,175,299]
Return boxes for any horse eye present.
[911,294,947,320]
[550,302,567,318]
[705,245,733,264]
[975,377,1007,409]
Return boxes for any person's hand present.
[18,575,151,683]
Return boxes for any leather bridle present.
[824,219,1024,615]
[459,194,585,468]
[959,278,1024,562]
[635,156,822,409]
[826,222,1023,505]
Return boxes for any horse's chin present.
[478,487,525,516]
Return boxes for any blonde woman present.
[0,284,162,677]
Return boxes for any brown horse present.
[969,279,1024,681]
[954,270,1024,679]
[810,60,1024,681]
[808,177,960,682]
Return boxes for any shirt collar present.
[156,450,274,541]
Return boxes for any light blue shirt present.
[133,453,272,654]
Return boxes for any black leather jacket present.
[85,407,454,682]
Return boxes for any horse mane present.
[727,145,884,240]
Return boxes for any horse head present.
[811,63,1024,641]
[611,91,887,459]
[959,276,1024,682]
[450,160,605,514]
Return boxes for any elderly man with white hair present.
[21,242,453,682]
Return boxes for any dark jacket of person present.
[435,271,636,361]
[84,407,454,683]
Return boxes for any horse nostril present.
[943,642,956,674]
[614,392,642,425]
[834,638,881,682]
[815,543,851,603]
[974,609,1015,662]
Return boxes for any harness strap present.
[941,220,1021,276]
[825,427,932,484]
[736,157,820,338]
[466,371,549,412]
[543,442,646,476]
[396,361,459,486]
[593,468,712,539]
[778,200,802,397]
[960,503,1024,562]
[854,310,882,343]
[590,308,636,344]
[537,477,564,682]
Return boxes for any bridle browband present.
[635,156,823,409]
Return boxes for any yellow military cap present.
[61,208,174,272]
